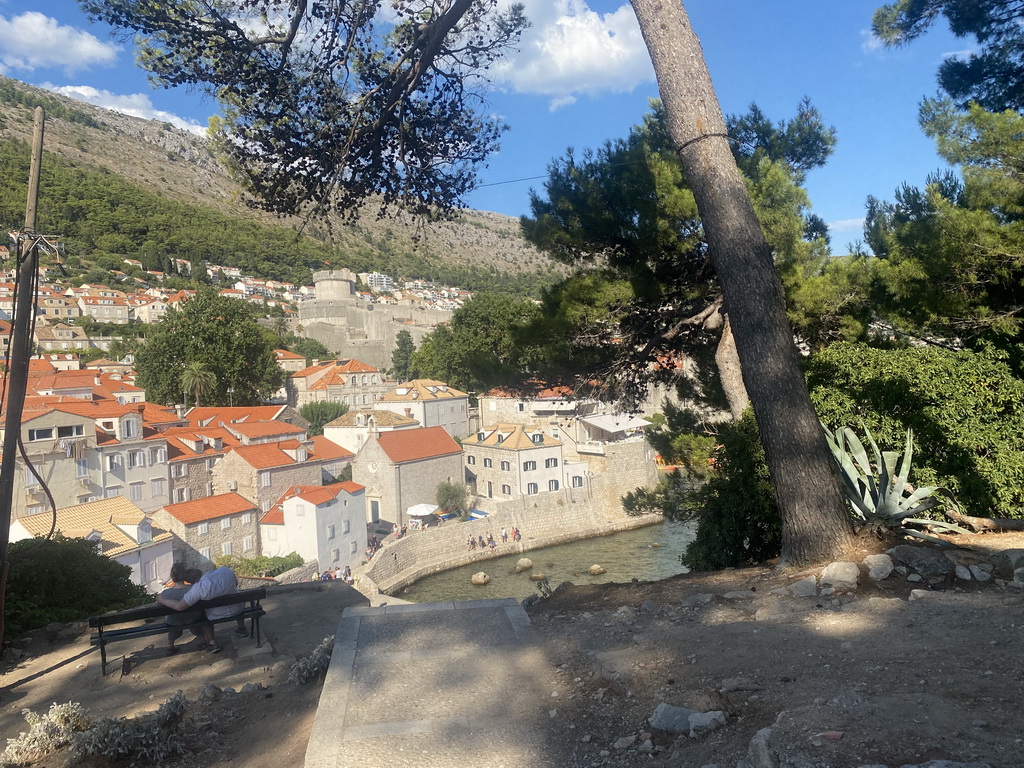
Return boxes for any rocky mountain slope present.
[0,76,557,282]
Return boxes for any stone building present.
[351,425,463,528]
[152,492,261,569]
[323,410,419,454]
[374,379,470,438]
[462,423,576,501]
[211,442,323,514]
[286,358,389,409]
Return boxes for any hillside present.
[0,76,560,293]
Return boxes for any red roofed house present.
[274,348,307,373]
[211,440,323,515]
[351,425,463,528]
[260,481,366,571]
[285,358,388,410]
[374,379,470,438]
[152,492,260,569]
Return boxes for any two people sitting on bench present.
[157,564,247,653]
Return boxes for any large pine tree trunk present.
[714,316,749,420]
[630,0,855,565]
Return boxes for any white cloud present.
[493,1,654,109]
[859,29,885,55]
[41,84,207,136]
[827,217,865,234]
[0,12,119,74]
[940,45,978,62]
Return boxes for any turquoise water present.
[395,520,696,603]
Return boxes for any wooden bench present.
[89,587,267,674]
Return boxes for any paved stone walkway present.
[304,598,560,768]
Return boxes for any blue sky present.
[3,1,967,249]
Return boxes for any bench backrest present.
[89,587,267,628]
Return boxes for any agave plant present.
[822,424,971,542]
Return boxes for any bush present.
[214,552,303,578]
[288,635,335,684]
[807,342,1024,519]
[299,400,349,436]
[623,412,780,571]
[4,536,150,637]
[0,702,91,767]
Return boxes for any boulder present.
[529,573,547,581]
[863,553,894,581]
[471,572,491,586]
[649,702,697,732]
[514,558,533,573]
[588,564,606,575]
[889,545,953,579]
[820,561,860,591]
[789,575,818,596]
[745,726,779,768]
[688,710,727,738]
[681,593,713,608]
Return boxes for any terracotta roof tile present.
[377,426,461,464]
[311,435,354,460]
[232,443,295,470]
[13,497,171,557]
[463,423,562,451]
[162,492,257,525]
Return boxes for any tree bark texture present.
[714,316,749,420]
[629,0,855,565]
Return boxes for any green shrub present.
[215,552,303,578]
[807,342,1024,519]
[0,702,91,767]
[4,536,149,637]
[288,635,335,684]
[624,412,780,570]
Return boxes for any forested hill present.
[0,76,559,294]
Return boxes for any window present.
[198,522,209,535]
[261,472,271,487]
[242,513,253,525]
[57,425,84,438]
[105,487,120,498]
[296,504,305,517]
[129,482,143,501]
[328,524,336,540]
[128,451,144,469]
[527,483,538,495]
[28,428,53,441]
[171,463,187,478]
[517,403,525,412]
[26,504,43,515]
[501,484,511,495]
[122,419,137,438]
[105,454,123,472]
[76,458,89,478]
[523,461,536,471]
[361,375,367,384]
[151,478,165,496]
[174,487,190,503]
[571,475,584,488]
[545,458,559,468]
[244,536,255,552]
[267,528,278,541]
[483,458,492,468]
[261,500,272,512]
[466,455,476,465]
[221,541,233,556]
[150,447,166,464]
[500,461,510,471]
[200,547,211,561]
[531,433,543,444]
[206,482,214,496]
[332,548,341,562]
[549,479,560,491]
[221,518,231,530]
[343,519,351,534]
[350,541,358,554]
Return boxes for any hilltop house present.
[322,410,419,454]
[9,497,174,593]
[260,481,367,571]
[373,379,470,438]
[351,425,463,527]
[285,358,388,409]
[151,492,261,570]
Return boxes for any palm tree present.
[272,316,289,339]
[180,362,217,407]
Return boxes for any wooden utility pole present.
[0,107,46,648]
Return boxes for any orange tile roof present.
[381,379,467,402]
[232,443,295,470]
[463,423,561,451]
[291,358,380,379]
[377,426,461,464]
[311,435,354,460]
[186,406,288,427]
[227,421,305,439]
[275,348,305,360]
[260,505,284,525]
[162,493,257,525]
[13,497,171,556]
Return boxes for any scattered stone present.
[639,600,658,614]
[548,708,557,718]
[581,734,591,742]
[755,603,794,622]
[907,573,924,583]
[820,561,860,591]
[789,575,818,597]
[688,710,727,738]
[909,589,933,601]
[1015,567,1024,585]
[200,683,223,702]
[613,735,636,749]
[529,573,547,581]
[599,750,610,757]
[746,726,780,768]
[969,564,993,582]
[2,647,24,663]
[471,572,491,586]
[896,762,993,768]
[864,554,894,581]
[240,683,263,693]
[588,564,606,575]
[514,558,533,573]
[521,594,540,608]
[552,581,574,594]
[998,549,1024,570]
[681,593,713,608]
[721,678,762,693]
[649,702,697,732]
[955,565,973,581]
[890,545,953,579]
[809,731,844,746]
[723,590,755,600]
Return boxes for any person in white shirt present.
[157,565,246,652]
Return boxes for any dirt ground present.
[3,533,1024,768]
